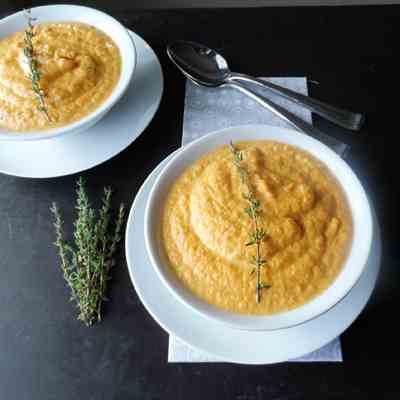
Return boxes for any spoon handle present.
[229,82,349,157]
[228,74,364,131]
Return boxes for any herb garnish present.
[50,178,125,326]
[230,142,271,303]
[23,9,51,122]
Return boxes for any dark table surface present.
[1,3,399,399]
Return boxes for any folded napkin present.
[168,77,344,363]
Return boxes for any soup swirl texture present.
[162,141,353,315]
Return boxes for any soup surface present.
[162,141,352,315]
[0,22,121,131]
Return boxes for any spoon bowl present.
[167,41,229,87]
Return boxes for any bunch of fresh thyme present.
[23,9,51,121]
[230,142,271,303]
[50,178,125,326]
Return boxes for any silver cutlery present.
[228,81,348,155]
[167,41,364,131]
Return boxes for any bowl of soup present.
[144,124,373,331]
[0,5,136,141]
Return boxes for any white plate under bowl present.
[0,5,136,141]
[126,151,381,364]
[144,124,373,331]
[0,30,162,178]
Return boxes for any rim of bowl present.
[0,4,136,141]
[144,124,373,331]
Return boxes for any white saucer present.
[0,30,163,178]
[125,152,381,365]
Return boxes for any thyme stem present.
[230,142,271,303]
[252,207,262,304]
[24,9,51,122]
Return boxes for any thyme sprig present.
[50,178,125,326]
[23,9,51,122]
[230,142,271,303]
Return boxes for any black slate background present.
[0,3,399,399]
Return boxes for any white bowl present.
[0,4,136,141]
[144,124,373,331]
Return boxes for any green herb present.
[50,178,125,326]
[230,142,271,303]
[23,9,51,122]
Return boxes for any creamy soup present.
[0,22,121,131]
[162,141,353,315]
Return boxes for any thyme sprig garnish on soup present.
[51,178,125,326]
[230,142,271,303]
[0,16,121,131]
[23,9,51,122]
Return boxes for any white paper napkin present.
[168,77,343,363]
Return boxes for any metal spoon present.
[228,81,348,155]
[167,41,364,131]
